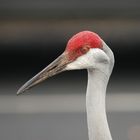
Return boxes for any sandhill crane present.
[17,31,115,140]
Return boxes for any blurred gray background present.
[0,0,140,140]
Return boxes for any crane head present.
[17,31,112,95]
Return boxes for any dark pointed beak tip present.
[16,91,20,96]
[16,52,70,95]
[16,88,25,95]
[17,85,29,95]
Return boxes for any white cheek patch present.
[65,49,96,70]
[66,56,88,70]
[65,48,109,71]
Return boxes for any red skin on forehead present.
[65,31,103,60]
[65,31,103,52]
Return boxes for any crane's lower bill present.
[17,52,71,95]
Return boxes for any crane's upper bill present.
[17,52,71,95]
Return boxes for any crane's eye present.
[80,45,90,54]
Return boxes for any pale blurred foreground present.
[0,93,140,140]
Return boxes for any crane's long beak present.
[17,52,71,95]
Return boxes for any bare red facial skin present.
[65,31,103,61]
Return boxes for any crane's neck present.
[86,69,112,140]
